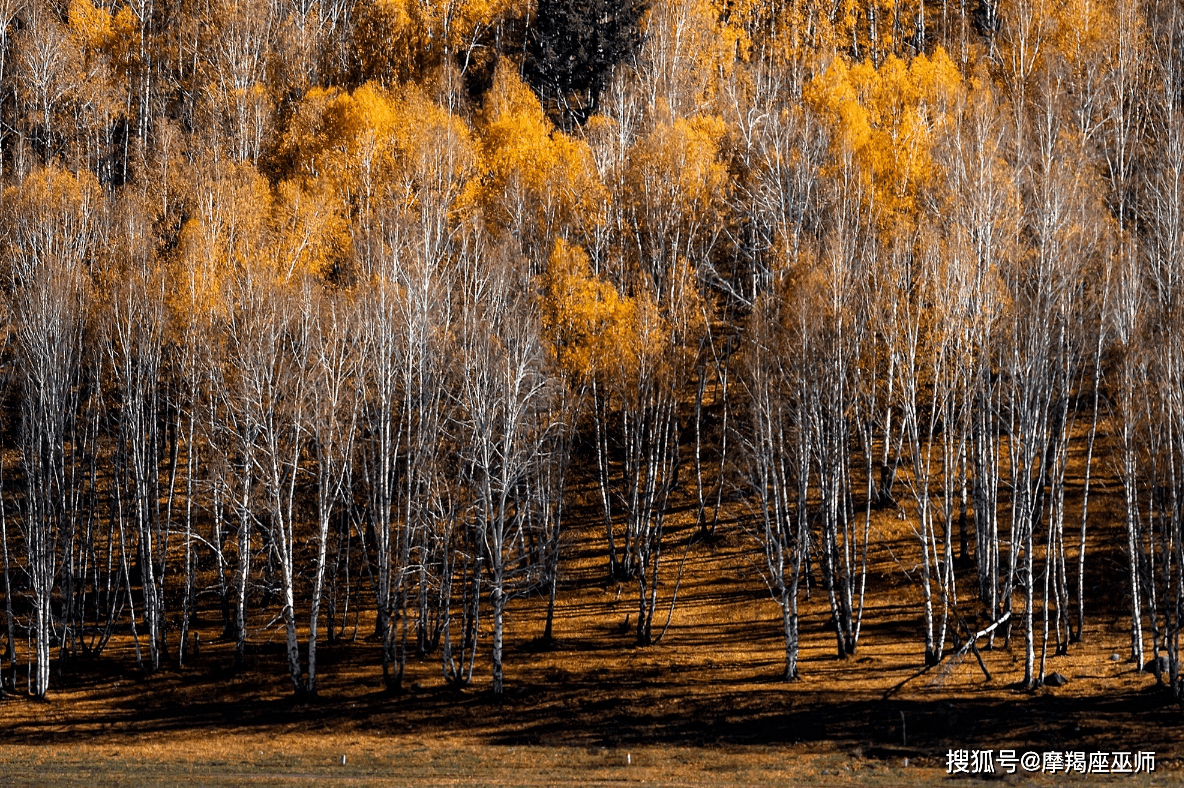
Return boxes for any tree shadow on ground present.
[5,648,1182,762]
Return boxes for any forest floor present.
[2,468,1183,786]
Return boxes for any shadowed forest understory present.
[3,484,1184,776]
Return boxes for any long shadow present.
[6,625,1183,762]
[7,666,1182,761]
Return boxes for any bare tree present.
[4,168,102,697]
[103,203,169,672]
[224,268,309,694]
[458,237,562,696]
[740,288,811,679]
[304,286,364,695]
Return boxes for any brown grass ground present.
[1,459,1181,786]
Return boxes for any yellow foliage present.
[354,0,516,83]
[540,239,637,383]
[806,48,965,225]
[479,66,604,245]
[272,180,350,281]
[280,86,343,179]
[4,167,102,270]
[765,0,858,68]
[1046,0,1140,93]
[435,0,516,52]
[175,162,272,319]
[353,0,420,83]
[67,0,140,83]
[1051,0,1115,64]
[317,82,401,188]
[667,115,729,210]
[711,0,767,60]
[68,0,112,51]
[108,6,139,71]
[282,82,478,223]
[643,0,743,116]
[626,113,729,246]
[690,0,746,76]
[481,66,554,177]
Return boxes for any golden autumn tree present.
[613,108,717,642]
[0,0,1181,710]
[479,65,605,269]
[805,48,965,232]
[639,0,748,120]
[281,78,482,690]
[539,237,637,387]
[281,80,478,266]
[172,160,272,666]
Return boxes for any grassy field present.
[0,737,929,787]
[3,736,1175,787]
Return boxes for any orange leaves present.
[668,114,730,206]
[4,166,102,273]
[762,0,857,71]
[479,66,603,245]
[537,237,701,412]
[68,0,113,51]
[539,239,637,383]
[1050,0,1117,66]
[68,0,138,70]
[624,111,727,292]
[628,113,728,217]
[273,180,349,282]
[481,66,555,178]
[283,82,478,225]
[5,165,100,219]
[323,82,400,154]
[175,162,270,320]
[281,84,386,185]
[387,87,480,214]
[642,0,741,118]
[172,159,350,352]
[807,48,966,227]
[710,0,767,60]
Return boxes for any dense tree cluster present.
[0,0,1181,703]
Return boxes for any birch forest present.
[0,0,1180,707]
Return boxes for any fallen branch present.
[958,612,1012,681]
[882,612,1011,700]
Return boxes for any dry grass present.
[1,467,1182,786]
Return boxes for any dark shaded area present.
[524,0,648,127]
[5,627,1183,766]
